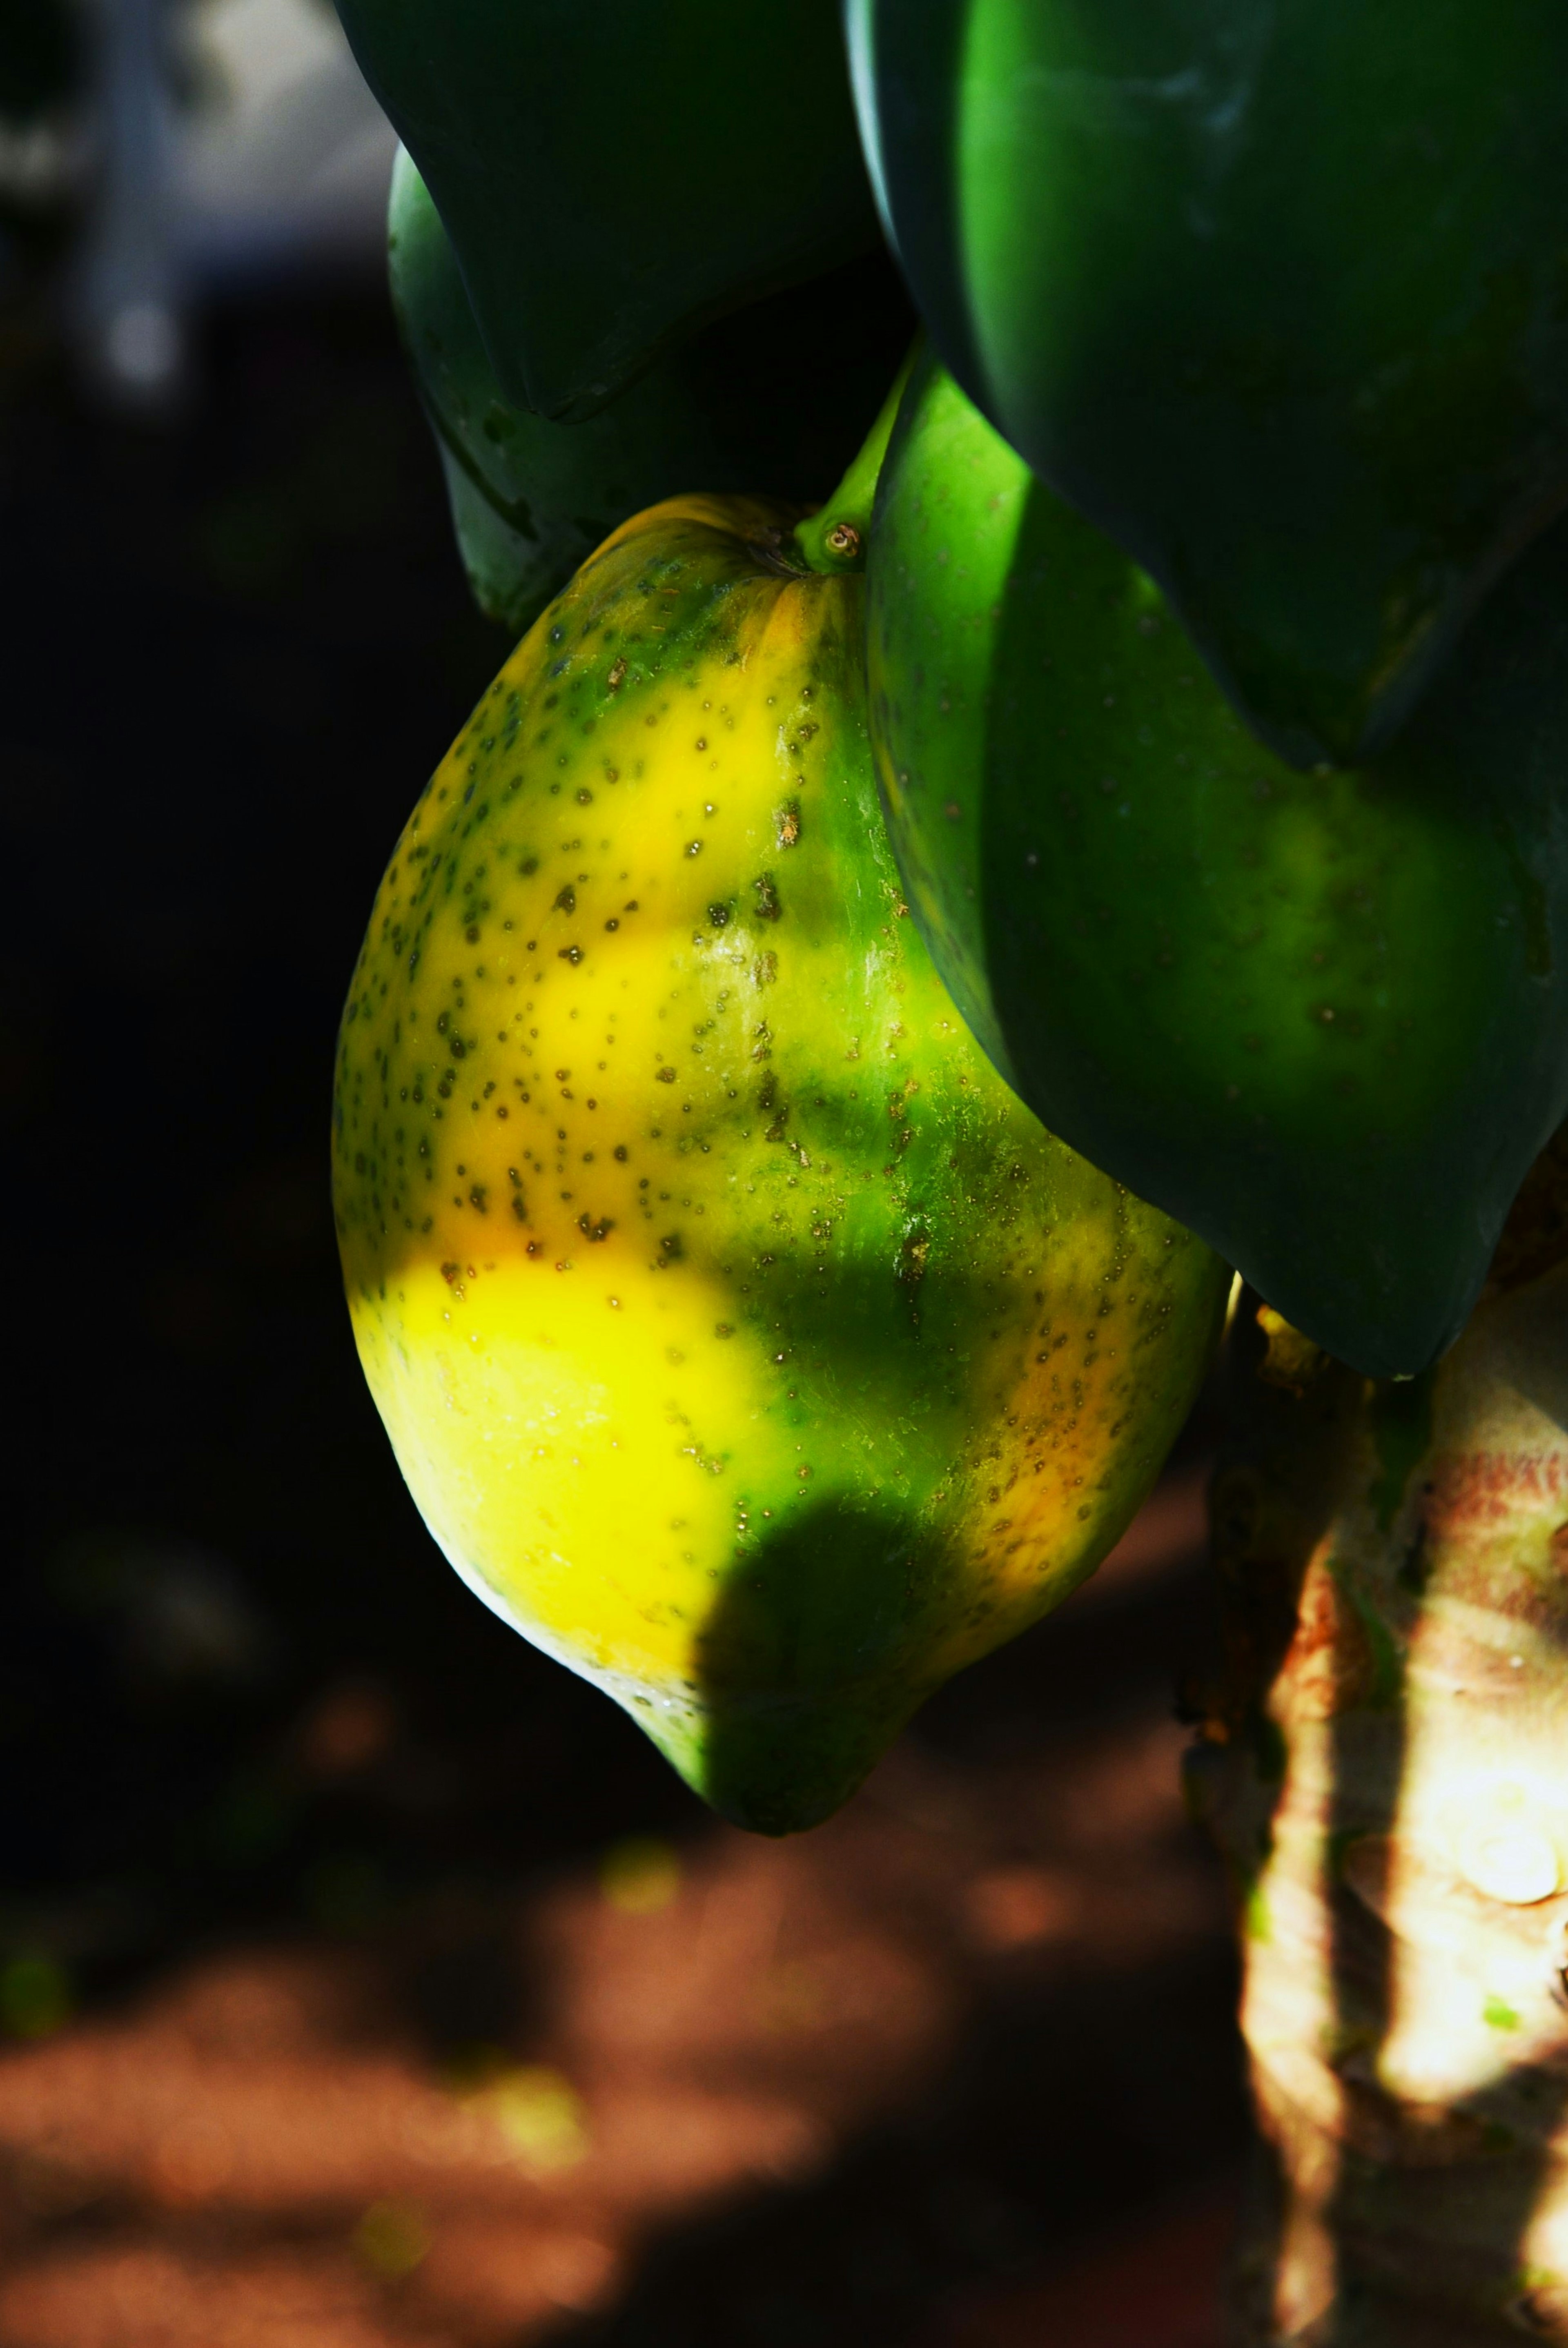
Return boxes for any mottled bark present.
[1188,1139,1568,2345]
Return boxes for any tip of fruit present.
[636,1684,922,1839]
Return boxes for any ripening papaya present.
[332,484,1226,1834]
[337,0,879,421]
[388,149,914,642]
[848,0,1568,768]
[866,357,1568,1381]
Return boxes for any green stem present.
[791,336,922,576]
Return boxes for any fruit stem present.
[792,335,922,576]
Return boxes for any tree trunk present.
[1187,1138,1568,2345]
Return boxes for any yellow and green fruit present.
[332,493,1226,1832]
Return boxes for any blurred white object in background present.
[70,0,395,407]
[74,0,183,400]
[178,0,396,276]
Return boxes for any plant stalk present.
[1188,1138,1568,2344]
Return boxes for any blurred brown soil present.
[922,2184,1238,2348]
[0,1475,1239,2348]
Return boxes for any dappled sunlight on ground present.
[0,1478,1236,2347]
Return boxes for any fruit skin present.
[388,150,914,642]
[335,0,879,421]
[867,358,1568,1380]
[332,493,1226,1834]
[847,0,1568,769]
